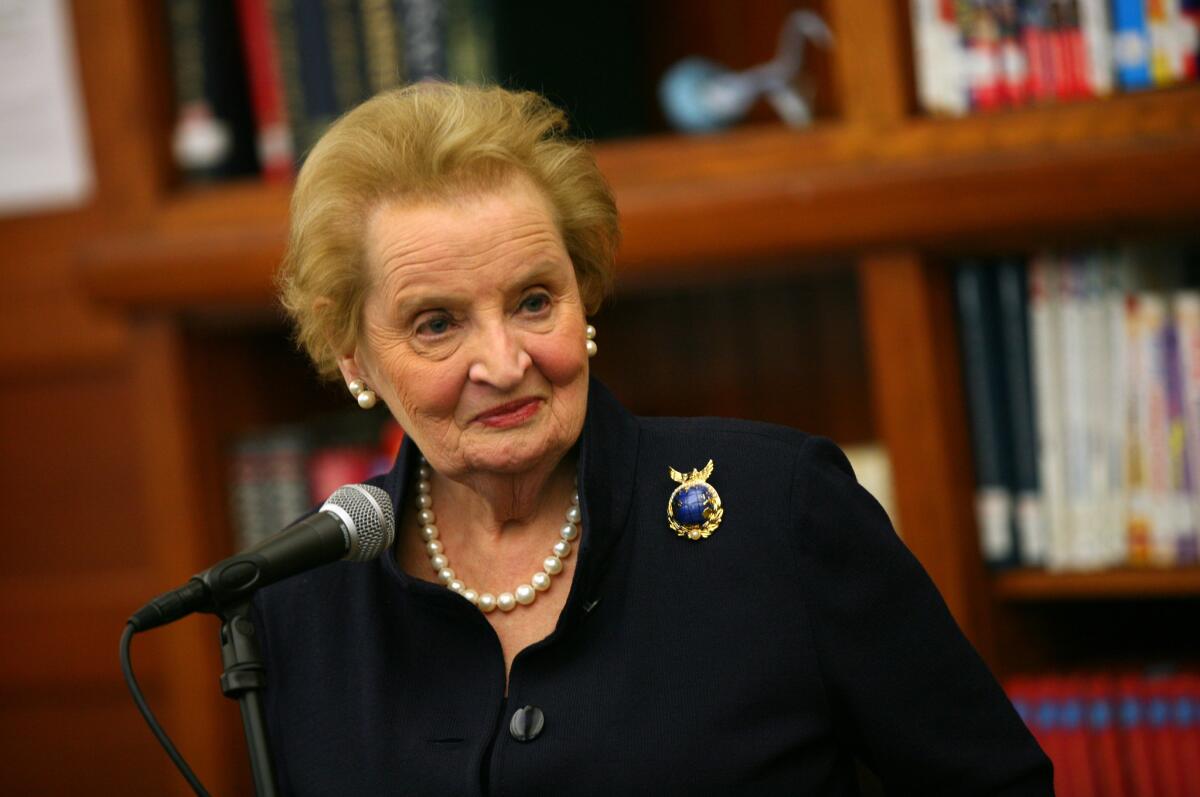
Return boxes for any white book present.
[910,0,969,115]
[1029,254,1071,570]
[1081,255,1115,567]
[1134,294,1175,565]
[1102,254,1132,566]
[1174,291,1200,562]
[1077,0,1114,94]
[1061,257,1096,569]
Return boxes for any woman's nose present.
[466,323,532,389]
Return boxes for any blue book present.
[997,259,1044,566]
[1110,0,1152,89]
[956,261,1019,568]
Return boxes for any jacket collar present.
[378,378,640,612]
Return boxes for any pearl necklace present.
[413,457,581,613]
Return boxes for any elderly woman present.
[254,84,1051,795]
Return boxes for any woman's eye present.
[416,314,453,337]
[520,293,550,313]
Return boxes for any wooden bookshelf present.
[81,85,1200,309]
[994,568,1200,601]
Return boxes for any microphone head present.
[321,484,395,561]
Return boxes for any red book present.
[308,446,375,505]
[1118,674,1162,797]
[1177,673,1200,797]
[1059,0,1094,99]
[1047,0,1076,99]
[1021,1,1057,102]
[1146,674,1188,797]
[236,0,294,182]
[1084,675,1131,797]
[1057,676,1099,797]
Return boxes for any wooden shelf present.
[993,567,1200,601]
[80,86,1200,311]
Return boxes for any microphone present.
[129,484,395,632]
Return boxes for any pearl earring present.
[585,324,597,358]
[348,379,377,409]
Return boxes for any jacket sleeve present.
[788,435,1054,796]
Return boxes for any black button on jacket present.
[253,380,1053,795]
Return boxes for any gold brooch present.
[667,459,724,540]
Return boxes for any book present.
[961,0,1006,110]
[1111,0,1154,89]
[956,262,1019,566]
[1075,0,1113,95]
[997,258,1046,565]
[1022,0,1059,102]
[912,0,971,114]
[165,0,259,180]
[1029,254,1072,569]
[360,0,405,92]
[1163,300,1198,564]
[1175,292,1200,563]
[1133,293,1174,565]
[236,0,295,182]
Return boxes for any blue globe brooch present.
[667,459,724,540]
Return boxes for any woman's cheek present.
[527,331,587,387]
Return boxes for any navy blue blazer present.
[253,380,1052,795]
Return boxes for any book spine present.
[1030,255,1072,569]
[996,0,1031,105]
[445,0,496,84]
[1061,258,1094,568]
[1075,0,1113,94]
[1081,256,1117,567]
[956,262,1018,567]
[269,0,311,160]
[1137,294,1175,565]
[396,0,447,80]
[236,0,295,182]
[1103,256,1132,567]
[1182,0,1200,79]
[913,0,944,113]
[164,0,258,178]
[1118,674,1162,796]
[998,259,1046,565]
[1021,0,1058,102]
[1047,0,1076,99]
[323,0,370,112]
[361,0,405,92]
[293,0,340,148]
[1147,0,1178,84]
[1175,292,1200,566]
[1164,300,1198,565]
[1065,0,1099,97]
[1111,0,1154,88]
[1177,673,1200,789]
[961,0,1006,110]
[1083,675,1129,797]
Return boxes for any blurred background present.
[1,0,1198,794]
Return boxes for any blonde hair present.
[278,83,620,379]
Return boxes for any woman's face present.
[340,177,590,479]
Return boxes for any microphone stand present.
[218,601,278,797]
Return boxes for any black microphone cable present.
[120,622,211,797]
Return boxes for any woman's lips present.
[474,397,542,428]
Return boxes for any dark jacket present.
[253,380,1053,796]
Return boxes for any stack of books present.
[1007,669,1200,795]
[163,0,496,182]
[229,412,403,549]
[911,0,1200,116]
[954,246,1200,571]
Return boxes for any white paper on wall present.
[0,0,93,217]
